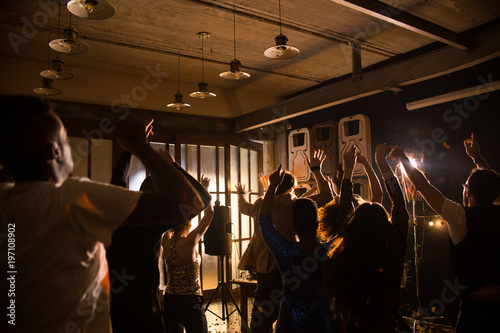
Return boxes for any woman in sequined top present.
[161,176,213,333]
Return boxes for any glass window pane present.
[232,241,240,282]
[200,243,218,290]
[168,144,175,159]
[187,144,197,177]
[230,146,239,192]
[91,139,113,183]
[218,194,226,207]
[149,142,167,151]
[200,146,216,192]
[241,214,250,239]
[218,147,225,194]
[68,137,88,178]
[240,148,249,190]
[250,150,259,192]
[231,193,240,239]
[180,144,187,170]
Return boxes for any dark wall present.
[287,56,500,325]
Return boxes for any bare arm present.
[260,165,285,217]
[389,146,446,215]
[113,120,205,226]
[337,146,358,236]
[307,149,334,206]
[357,152,383,203]
[185,176,214,245]
[464,133,490,170]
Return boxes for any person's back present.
[1,178,141,331]
[0,96,208,332]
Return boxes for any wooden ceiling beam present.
[234,22,500,132]
[330,0,472,50]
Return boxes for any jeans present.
[163,293,207,333]
[249,270,283,333]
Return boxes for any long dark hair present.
[325,202,393,329]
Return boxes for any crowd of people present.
[0,95,498,333]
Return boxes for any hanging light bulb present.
[33,78,62,96]
[50,6,88,54]
[220,6,250,80]
[264,0,299,60]
[167,53,191,110]
[50,27,89,54]
[190,32,216,99]
[67,0,116,20]
[40,57,75,80]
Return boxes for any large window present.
[71,134,263,293]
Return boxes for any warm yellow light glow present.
[429,221,434,226]
[409,157,418,168]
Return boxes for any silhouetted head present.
[463,168,500,207]
[342,202,391,250]
[0,95,73,182]
[318,196,340,242]
[292,198,319,237]
[276,171,297,195]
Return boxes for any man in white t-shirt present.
[0,96,208,333]
[389,136,500,333]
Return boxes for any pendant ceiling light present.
[41,27,74,80]
[67,0,116,20]
[220,6,250,80]
[33,78,62,96]
[167,52,191,110]
[190,32,216,99]
[50,5,88,54]
[264,0,299,59]
[41,57,75,80]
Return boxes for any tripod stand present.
[405,199,449,333]
[204,254,241,321]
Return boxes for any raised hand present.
[463,133,481,160]
[200,175,210,189]
[145,118,154,140]
[388,146,406,161]
[259,173,270,191]
[235,182,248,195]
[307,149,326,171]
[375,143,393,163]
[114,120,149,153]
[269,164,285,188]
[343,146,358,181]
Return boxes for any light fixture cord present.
[279,0,282,34]
[177,52,180,93]
[201,36,205,81]
[233,5,236,58]
[47,27,51,68]
[58,2,61,38]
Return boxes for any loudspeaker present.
[204,202,232,256]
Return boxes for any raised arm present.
[185,176,214,246]
[260,164,285,217]
[307,149,334,206]
[113,120,206,226]
[389,146,446,215]
[337,146,358,236]
[375,144,409,239]
[464,133,491,170]
[110,119,153,188]
[357,152,383,203]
